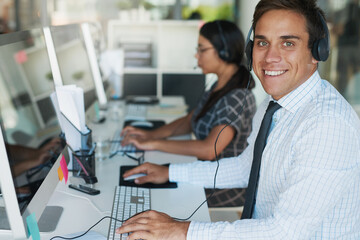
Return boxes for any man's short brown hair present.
[252,0,326,50]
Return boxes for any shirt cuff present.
[169,163,190,182]
[187,221,213,240]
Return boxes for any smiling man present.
[252,9,318,100]
[116,0,360,239]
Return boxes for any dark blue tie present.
[241,101,281,219]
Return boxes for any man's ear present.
[312,57,319,65]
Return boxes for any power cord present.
[52,72,252,238]
[108,140,144,159]
[50,106,242,238]
[172,72,251,221]
[124,151,145,165]
[109,149,144,159]
[49,216,119,240]
[172,121,230,221]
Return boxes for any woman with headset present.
[121,20,256,207]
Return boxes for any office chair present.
[208,206,243,222]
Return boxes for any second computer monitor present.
[49,23,108,110]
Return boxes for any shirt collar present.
[272,71,322,114]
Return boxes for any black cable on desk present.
[53,74,251,237]
[49,216,120,240]
[171,121,228,221]
[171,73,251,221]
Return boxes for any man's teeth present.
[265,70,285,76]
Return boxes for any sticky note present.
[14,50,28,64]
[94,102,100,119]
[26,213,40,240]
[58,166,64,181]
[60,155,68,183]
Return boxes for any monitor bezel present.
[81,22,108,109]
[46,23,101,110]
[0,28,68,239]
[0,127,69,239]
[0,129,26,239]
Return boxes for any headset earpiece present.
[311,11,330,62]
[245,26,253,71]
[216,21,230,61]
[219,49,229,60]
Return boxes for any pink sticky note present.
[60,155,68,183]
[14,50,28,64]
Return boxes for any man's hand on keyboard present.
[122,162,169,184]
[116,210,190,240]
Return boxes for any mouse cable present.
[51,73,253,238]
[124,151,145,165]
[50,210,153,240]
[49,216,120,240]
[172,72,252,222]
[172,121,230,221]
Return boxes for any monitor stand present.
[0,206,63,232]
[38,206,63,232]
[0,207,10,230]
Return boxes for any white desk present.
[41,154,210,239]
[0,97,210,239]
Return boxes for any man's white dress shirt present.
[170,71,360,239]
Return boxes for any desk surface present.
[0,98,210,239]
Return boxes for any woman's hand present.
[116,210,190,240]
[125,137,159,151]
[123,162,169,185]
[121,126,152,145]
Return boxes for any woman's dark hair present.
[200,20,245,65]
[195,20,255,121]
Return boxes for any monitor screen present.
[49,24,98,110]
[0,29,58,135]
[0,29,67,238]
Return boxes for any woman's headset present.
[245,11,330,71]
[216,20,230,61]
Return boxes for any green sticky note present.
[26,213,40,240]
[94,102,100,119]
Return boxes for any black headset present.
[216,21,230,61]
[311,12,330,62]
[245,11,330,71]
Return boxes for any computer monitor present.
[0,29,59,135]
[47,23,101,111]
[0,29,68,239]
[81,22,109,109]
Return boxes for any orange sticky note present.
[58,166,64,181]
[60,155,68,183]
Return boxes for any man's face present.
[252,9,318,100]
